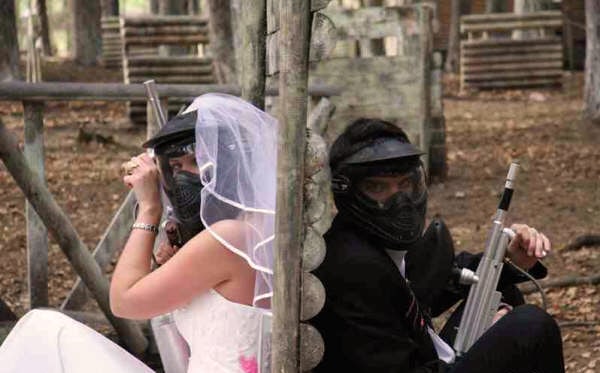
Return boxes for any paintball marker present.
[453,162,520,356]
[144,79,190,373]
[143,80,185,249]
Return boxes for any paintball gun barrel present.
[144,80,190,373]
[144,80,167,128]
[453,162,520,356]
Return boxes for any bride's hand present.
[122,153,162,219]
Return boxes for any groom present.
[312,118,564,373]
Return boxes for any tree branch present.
[520,273,600,294]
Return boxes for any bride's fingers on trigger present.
[540,234,550,257]
[534,232,544,258]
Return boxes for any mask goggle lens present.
[357,166,426,206]
[155,142,197,189]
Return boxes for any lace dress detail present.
[174,289,263,373]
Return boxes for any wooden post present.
[61,192,137,310]
[0,118,148,355]
[240,0,266,109]
[23,101,49,309]
[207,0,237,84]
[272,0,311,371]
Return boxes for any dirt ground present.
[0,62,598,371]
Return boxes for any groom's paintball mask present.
[143,111,204,246]
[330,119,427,249]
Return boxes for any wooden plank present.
[0,119,148,355]
[461,19,562,34]
[61,192,137,310]
[127,76,216,84]
[461,52,562,65]
[122,25,208,35]
[123,35,209,46]
[461,44,562,57]
[0,82,340,101]
[462,37,560,48]
[23,101,48,309]
[463,69,563,81]
[321,6,418,41]
[127,66,213,75]
[461,10,561,24]
[121,16,208,26]
[127,56,212,65]
[462,60,562,73]
[464,78,562,89]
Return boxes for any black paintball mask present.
[332,137,428,250]
[143,111,204,245]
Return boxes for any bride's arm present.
[110,219,245,320]
[110,153,245,320]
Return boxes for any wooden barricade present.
[308,4,437,174]
[101,17,122,68]
[120,16,212,124]
[101,17,158,69]
[460,11,564,91]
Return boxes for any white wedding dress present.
[0,289,264,373]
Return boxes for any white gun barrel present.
[453,163,520,356]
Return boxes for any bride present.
[0,94,278,373]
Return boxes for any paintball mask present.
[143,111,204,245]
[332,137,428,249]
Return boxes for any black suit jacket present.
[312,217,547,373]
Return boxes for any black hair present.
[329,118,412,171]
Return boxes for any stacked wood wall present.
[460,11,564,91]
[120,16,213,123]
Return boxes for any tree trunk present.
[188,0,200,14]
[0,0,21,81]
[71,0,102,66]
[485,0,507,13]
[230,0,242,79]
[100,0,119,16]
[514,0,546,39]
[445,0,461,73]
[158,0,187,15]
[359,0,385,56]
[150,0,159,14]
[206,0,236,83]
[239,0,265,108]
[34,0,52,56]
[584,0,600,123]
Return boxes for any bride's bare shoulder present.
[185,219,251,254]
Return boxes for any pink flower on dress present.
[239,355,258,373]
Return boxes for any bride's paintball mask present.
[143,111,204,246]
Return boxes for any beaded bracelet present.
[131,222,159,234]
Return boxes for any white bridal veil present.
[184,93,278,309]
